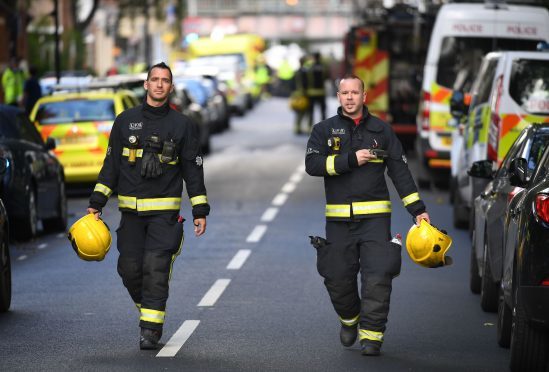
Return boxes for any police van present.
[416,1,549,187]
[451,50,549,228]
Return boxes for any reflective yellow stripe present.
[402,192,420,207]
[169,231,184,280]
[135,303,141,310]
[121,148,178,165]
[369,159,384,163]
[359,329,384,342]
[190,195,208,206]
[137,198,181,211]
[118,195,181,212]
[352,201,391,215]
[326,155,338,176]
[325,204,351,218]
[340,314,360,327]
[93,183,112,197]
[140,308,165,324]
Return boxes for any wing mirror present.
[450,90,470,120]
[509,157,528,187]
[468,160,494,179]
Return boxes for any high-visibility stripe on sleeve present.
[402,192,420,206]
[325,204,351,218]
[190,195,208,206]
[352,200,391,215]
[140,308,165,324]
[359,329,384,342]
[93,183,113,197]
[340,314,360,327]
[326,155,338,176]
[369,159,384,163]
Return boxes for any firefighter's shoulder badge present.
[195,155,203,166]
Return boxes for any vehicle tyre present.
[469,230,481,294]
[15,188,38,241]
[43,180,68,232]
[497,285,512,348]
[510,292,549,371]
[480,235,499,312]
[452,185,469,229]
[0,228,11,312]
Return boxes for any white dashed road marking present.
[281,182,296,193]
[261,207,279,222]
[272,193,288,206]
[197,279,231,307]
[156,320,200,358]
[246,225,267,243]
[38,243,47,250]
[227,249,252,270]
[17,255,28,261]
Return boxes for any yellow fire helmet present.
[405,220,453,268]
[67,214,112,261]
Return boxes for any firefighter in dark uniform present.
[87,62,209,350]
[306,74,429,356]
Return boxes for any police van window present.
[36,99,116,125]
[509,59,549,115]
[469,58,498,110]
[436,37,541,91]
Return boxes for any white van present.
[416,2,549,186]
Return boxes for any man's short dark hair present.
[147,62,173,82]
[338,74,365,91]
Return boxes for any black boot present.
[340,324,358,347]
[140,327,162,350]
[360,339,382,356]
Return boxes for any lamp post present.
[53,0,61,83]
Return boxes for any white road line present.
[227,249,252,270]
[261,207,279,222]
[198,279,231,307]
[37,243,47,250]
[156,320,200,358]
[290,172,304,183]
[246,225,267,243]
[272,193,288,206]
[296,164,305,173]
[17,255,27,261]
[281,182,296,193]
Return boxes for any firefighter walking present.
[305,74,429,356]
[87,62,210,350]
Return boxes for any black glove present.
[141,135,163,178]
[309,235,328,250]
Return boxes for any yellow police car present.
[30,90,139,183]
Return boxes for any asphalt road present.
[1,97,510,371]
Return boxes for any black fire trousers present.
[116,212,184,331]
[317,217,401,332]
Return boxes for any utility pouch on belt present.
[141,135,163,178]
[309,235,328,250]
[160,139,176,163]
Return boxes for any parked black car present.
[497,145,549,371]
[0,104,67,240]
[0,159,10,312]
[469,123,549,312]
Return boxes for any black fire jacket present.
[305,107,425,221]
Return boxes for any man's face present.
[144,67,173,104]
[337,78,366,118]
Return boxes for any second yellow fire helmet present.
[67,214,112,262]
[405,220,453,268]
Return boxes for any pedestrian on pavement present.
[23,66,42,115]
[87,62,210,350]
[1,57,24,106]
[305,74,430,356]
[293,56,310,135]
[306,52,328,129]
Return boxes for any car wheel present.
[510,292,549,371]
[497,285,512,348]
[43,180,68,232]
[15,188,38,241]
[480,235,499,312]
[0,229,11,312]
[469,229,481,294]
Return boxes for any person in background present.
[306,52,328,129]
[23,66,42,115]
[293,56,310,135]
[1,57,24,106]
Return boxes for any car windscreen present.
[436,37,541,91]
[525,131,549,174]
[35,99,116,125]
[0,112,19,139]
[509,59,549,116]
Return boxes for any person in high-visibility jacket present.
[87,62,210,350]
[305,74,430,356]
[1,57,24,106]
[306,52,328,129]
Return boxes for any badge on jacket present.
[327,137,340,151]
